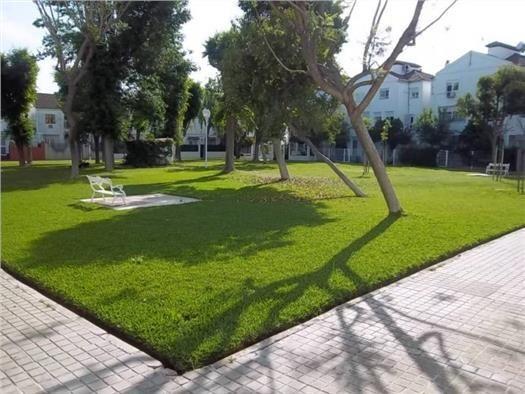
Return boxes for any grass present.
[2,160,524,371]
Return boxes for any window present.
[45,114,56,125]
[446,82,459,98]
[379,88,390,99]
[410,88,419,99]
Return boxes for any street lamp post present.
[202,108,211,168]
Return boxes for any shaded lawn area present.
[2,160,524,371]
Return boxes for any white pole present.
[445,150,449,168]
[204,120,208,168]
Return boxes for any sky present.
[1,0,524,94]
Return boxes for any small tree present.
[414,109,449,148]
[178,80,203,159]
[457,65,525,163]
[1,49,39,166]
[205,29,250,173]
[380,118,391,163]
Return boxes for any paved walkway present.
[1,229,524,393]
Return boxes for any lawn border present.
[2,223,524,373]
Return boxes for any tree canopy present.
[1,49,39,166]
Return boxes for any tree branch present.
[254,4,307,74]
[356,0,425,113]
[285,1,345,101]
[415,0,458,38]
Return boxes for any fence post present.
[445,150,449,168]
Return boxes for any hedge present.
[125,139,174,167]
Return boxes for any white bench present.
[486,163,510,176]
[86,175,126,204]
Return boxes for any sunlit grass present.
[2,160,524,371]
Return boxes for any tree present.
[380,118,391,163]
[205,28,254,173]
[64,2,191,170]
[457,65,525,163]
[1,49,39,166]
[177,80,203,159]
[415,109,449,148]
[369,118,411,161]
[35,1,130,177]
[260,0,457,214]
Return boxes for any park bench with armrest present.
[486,163,509,176]
[86,175,126,204]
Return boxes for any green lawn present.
[2,160,524,371]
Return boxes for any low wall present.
[7,142,45,161]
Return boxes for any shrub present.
[125,138,174,167]
[398,146,439,167]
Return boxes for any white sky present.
[1,0,523,94]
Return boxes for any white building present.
[357,60,434,127]
[343,60,434,161]
[31,93,69,144]
[1,93,69,157]
[431,41,525,134]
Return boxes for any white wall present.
[354,74,431,128]
[431,51,511,132]
[32,107,67,143]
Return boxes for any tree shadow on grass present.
[141,215,400,371]
[1,163,126,193]
[21,184,333,271]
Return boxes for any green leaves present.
[1,49,39,146]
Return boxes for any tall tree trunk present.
[64,86,80,177]
[103,134,114,171]
[348,108,402,214]
[175,144,182,161]
[26,145,33,165]
[69,138,80,177]
[261,144,268,163]
[252,141,260,162]
[490,135,498,164]
[272,138,289,180]
[300,136,366,197]
[78,141,82,163]
[94,135,100,164]
[224,117,235,173]
[16,143,26,167]
[234,138,241,159]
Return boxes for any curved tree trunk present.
[348,108,402,214]
[272,137,289,180]
[103,134,114,171]
[300,136,366,197]
[224,117,235,173]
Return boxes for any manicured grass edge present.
[2,223,524,373]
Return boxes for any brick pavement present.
[2,228,524,393]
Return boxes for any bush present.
[125,138,174,167]
[398,146,439,167]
